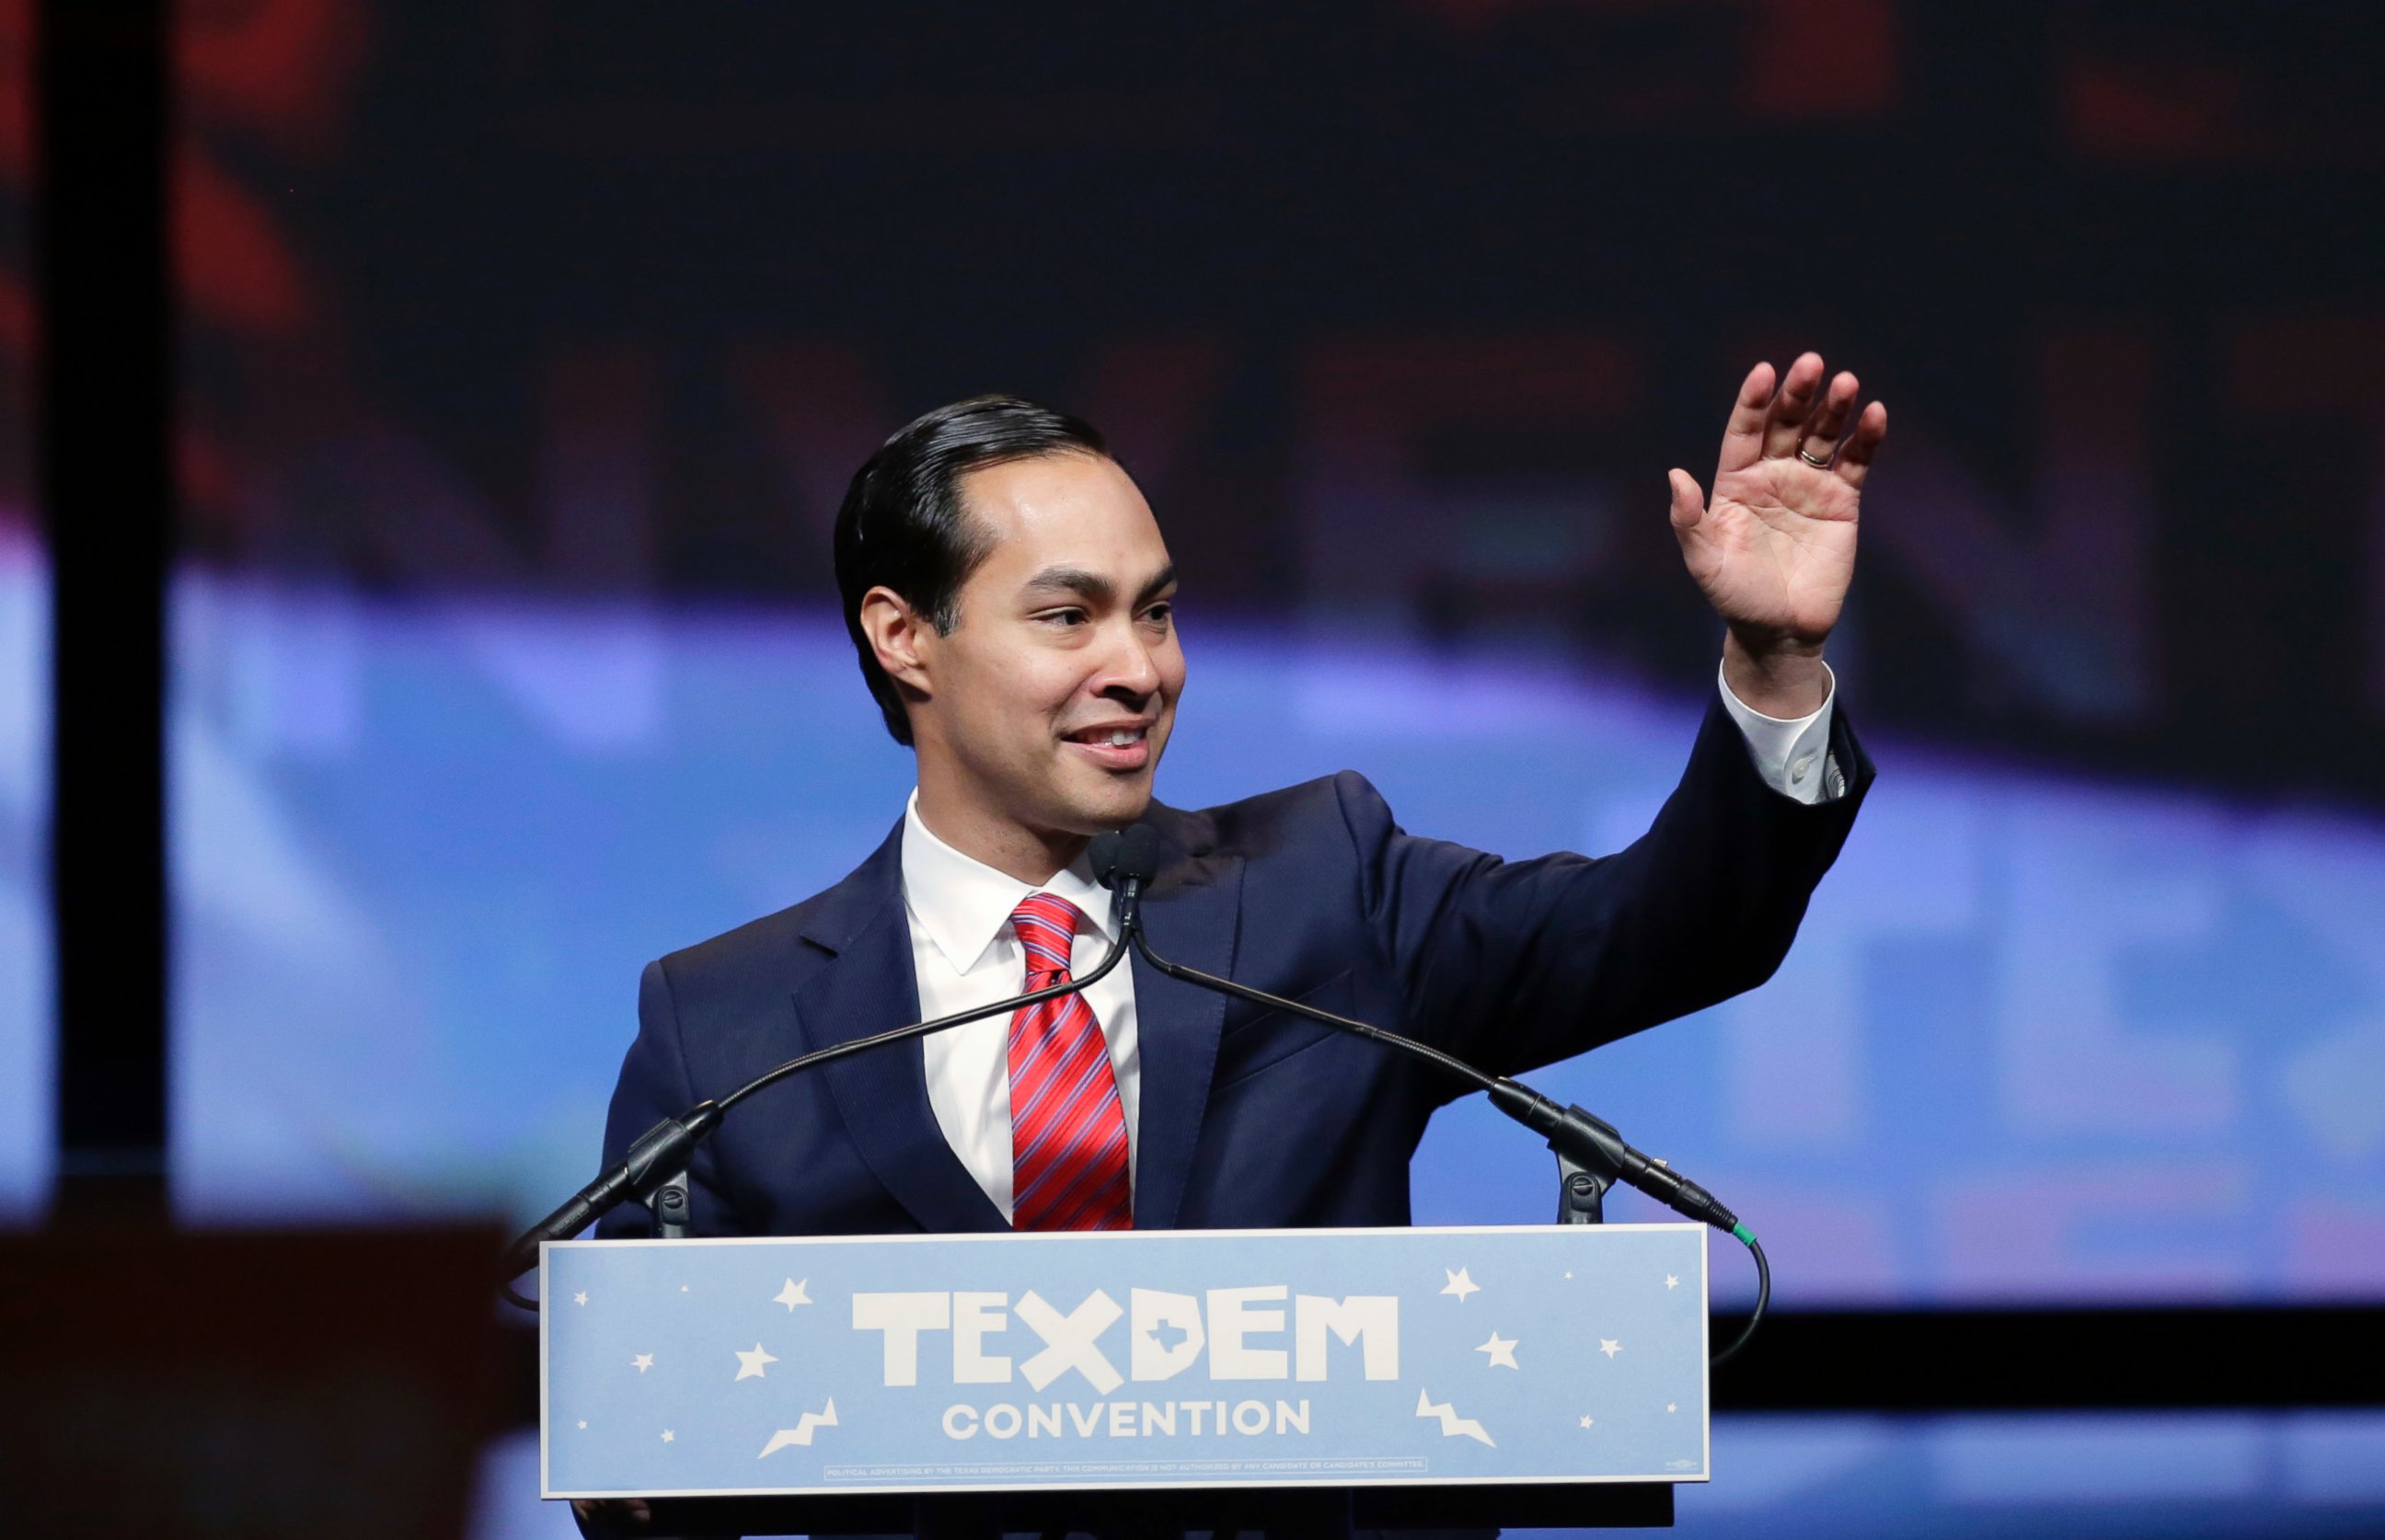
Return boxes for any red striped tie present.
[1007,894,1131,1231]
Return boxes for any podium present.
[543,1223,1707,1532]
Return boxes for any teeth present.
[1106,730,1139,747]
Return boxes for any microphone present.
[501,1104,724,1286]
[1087,824,1159,916]
[501,837,1154,1295]
[1094,822,1769,1363]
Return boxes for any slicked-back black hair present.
[834,394,1111,745]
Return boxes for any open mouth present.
[1063,721,1155,769]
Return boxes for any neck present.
[912,764,1086,887]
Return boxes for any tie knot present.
[1010,893,1085,976]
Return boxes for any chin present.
[1057,777,1157,833]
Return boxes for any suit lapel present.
[1129,817,1244,1231]
[793,821,1009,1235]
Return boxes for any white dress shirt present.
[1715,659,1843,803]
[906,666,1838,1217]
[905,794,1142,1223]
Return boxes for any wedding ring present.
[1796,443,1833,468]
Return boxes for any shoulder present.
[654,898,824,989]
[1150,770,1392,861]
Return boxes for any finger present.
[1715,362,1777,473]
[1793,371,1861,464]
[1832,400,1889,488]
[1759,352,1829,459]
[1666,468,1706,533]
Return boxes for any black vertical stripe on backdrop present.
[39,0,172,1215]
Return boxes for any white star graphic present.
[1441,1268,1481,1303]
[1666,1402,1678,1413]
[1475,1331,1519,1369]
[1562,1270,1573,1279]
[1578,1415,1596,1429]
[573,1291,589,1305]
[577,1419,587,1430]
[773,1278,812,1311]
[1599,1339,1621,1359]
[679,1284,689,1293]
[632,1353,655,1373]
[734,1342,778,1382]
[661,1430,674,1443]
[1665,1274,1679,1290]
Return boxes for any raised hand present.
[1667,352,1887,716]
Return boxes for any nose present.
[1094,616,1162,703]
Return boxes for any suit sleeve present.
[1336,692,1872,1086]
[593,958,744,1238]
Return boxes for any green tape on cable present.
[1731,1222,1757,1247]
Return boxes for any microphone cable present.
[498,885,1141,1307]
[1111,836,1770,1369]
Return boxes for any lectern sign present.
[541,1224,1710,1498]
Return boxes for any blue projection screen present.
[170,577,2385,1304]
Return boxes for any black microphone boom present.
[510,819,1768,1362]
[499,855,1152,1299]
[501,1104,720,1283]
[1094,821,1770,1365]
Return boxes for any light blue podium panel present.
[542,1223,1710,1500]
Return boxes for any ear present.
[858,585,935,697]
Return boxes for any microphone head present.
[1089,823,1162,891]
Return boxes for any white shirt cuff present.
[1716,659,1840,804]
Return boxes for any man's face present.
[913,451,1184,839]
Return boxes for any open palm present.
[1668,353,1887,649]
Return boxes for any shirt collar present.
[899,787,1119,974]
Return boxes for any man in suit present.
[583,356,1884,1533]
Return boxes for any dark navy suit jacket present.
[599,695,1872,1239]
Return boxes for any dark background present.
[8,3,2385,1534]
[111,0,2385,805]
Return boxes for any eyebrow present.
[1020,563,1178,607]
